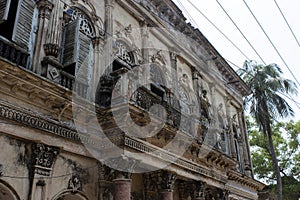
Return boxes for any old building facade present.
[0,0,264,199]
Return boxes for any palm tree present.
[237,60,298,200]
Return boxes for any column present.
[28,143,60,200]
[178,182,189,200]
[225,97,237,159]
[140,20,150,87]
[104,0,115,75]
[44,0,64,57]
[159,171,176,200]
[225,96,236,157]
[238,108,252,176]
[208,83,217,146]
[32,0,54,75]
[98,162,114,200]
[170,49,178,86]
[191,66,200,115]
[92,37,104,100]
[113,178,131,200]
[191,181,206,200]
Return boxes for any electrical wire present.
[214,0,266,65]
[225,60,300,110]
[184,0,251,61]
[273,0,300,47]
[242,0,300,87]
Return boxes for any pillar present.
[113,178,131,200]
[170,49,178,87]
[140,20,150,87]
[225,97,237,159]
[191,66,201,115]
[92,37,104,100]
[104,0,115,75]
[159,171,176,200]
[191,181,206,200]
[238,108,252,176]
[32,0,53,75]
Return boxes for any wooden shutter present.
[12,0,35,49]
[62,19,92,76]
[0,0,11,23]
[77,31,91,76]
[62,20,80,67]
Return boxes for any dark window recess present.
[0,0,17,39]
[150,84,164,99]
[112,60,124,72]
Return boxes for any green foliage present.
[239,61,298,199]
[248,118,300,198]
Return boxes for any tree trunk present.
[266,125,282,200]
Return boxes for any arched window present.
[61,7,94,76]
[0,180,20,200]
[65,8,95,38]
[113,40,135,70]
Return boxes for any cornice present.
[227,170,265,191]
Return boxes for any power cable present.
[242,0,300,87]
[273,0,300,47]
[227,60,300,109]
[214,0,266,65]
[183,0,251,61]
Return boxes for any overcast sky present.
[173,0,300,121]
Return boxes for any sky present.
[173,0,300,121]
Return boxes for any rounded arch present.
[52,189,88,200]
[64,6,96,38]
[0,179,21,200]
[72,2,105,37]
[113,39,137,67]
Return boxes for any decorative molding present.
[68,175,82,193]
[97,162,115,182]
[0,101,92,144]
[125,136,228,182]
[31,143,60,176]
[151,50,166,65]
[37,0,54,19]
[0,164,3,177]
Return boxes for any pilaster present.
[32,0,54,75]
[104,0,115,74]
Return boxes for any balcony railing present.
[60,71,88,98]
[0,37,29,68]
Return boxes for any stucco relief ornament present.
[31,143,60,176]
[159,171,176,192]
[0,164,3,176]
[151,50,167,65]
[68,175,82,193]
[72,26,214,174]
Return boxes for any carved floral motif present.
[68,175,82,192]
[31,143,60,176]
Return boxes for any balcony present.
[0,37,29,69]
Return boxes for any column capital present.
[36,0,54,19]
[105,0,115,7]
[191,181,206,200]
[31,143,60,176]
[159,171,176,192]
[191,66,201,80]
